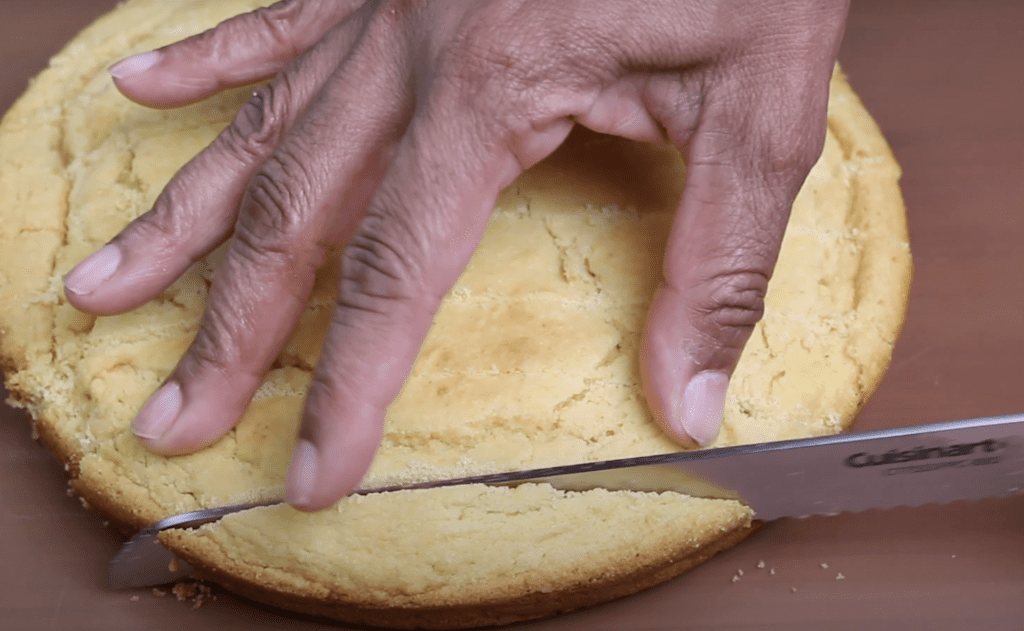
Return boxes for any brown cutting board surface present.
[2,1,1023,629]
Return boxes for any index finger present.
[110,0,364,108]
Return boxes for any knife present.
[109,413,1024,590]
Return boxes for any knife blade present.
[109,412,1024,590]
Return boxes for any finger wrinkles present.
[189,0,344,83]
[186,295,272,382]
[250,0,311,61]
[337,224,424,317]
[123,185,225,256]
[242,149,319,236]
[690,267,770,335]
[232,157,327,299]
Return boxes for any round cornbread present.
[0,1,911,628]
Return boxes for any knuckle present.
[692,266,769,341]
[182,0,295,68]
[194,1,305,62]
[229,148,326,305]
[124,186,204,256]
[744,78,830,184]
[187,305,250,379]
[437,21,580,128]
[222,81,292,158]
[764,121,825,179]
[125,203,183,248]
[336,213,423,317]
[236,147,317,250]
[251,0,307,57]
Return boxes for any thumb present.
[641,84,829,447]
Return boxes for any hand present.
[63,0,849,511]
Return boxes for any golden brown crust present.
[164,519,759,629]
[0,1,911,628]
[826,68,913,415]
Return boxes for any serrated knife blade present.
[110,413,1024,590]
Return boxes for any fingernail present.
[109,50,161,79]
[286,440,318,508]
[677,371,729,447]
[64,244,122,296]
[132,381,182,440]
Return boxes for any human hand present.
[63,0,849,511]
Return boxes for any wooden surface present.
[2,1,1023,629]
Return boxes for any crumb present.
[770,568,776,575]
[172,581,213,610]
[791,587,797,593]
[731,575,740,583]
[172,582,198,601]
[152,588,166,597]
[756,560,765,569]
[737,569,744,576]
[836,573,845,580]
[820,562,829,569]
[130,595,139,602]
[951,555,956,559]
[77,496,91,511]
[192,584,214,610]
[168,558,179,572]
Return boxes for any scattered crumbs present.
[770,568,776,576]
[172,581,213,610]
[152,588,167,597]
[756,560,765,569]
[731,575,740,583]
[130,595,140,602]
[172,582,198,601]
[820,562,829,569]
[836,573,845,580]
[737,569,744,576]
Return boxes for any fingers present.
[128,22,409,457]
[110,0,365,108]
[640,74,831,447]
[65,19,360,316]
[285,101,525,511]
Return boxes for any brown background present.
[2,1,1023,629]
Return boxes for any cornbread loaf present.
[0,0,911,628]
